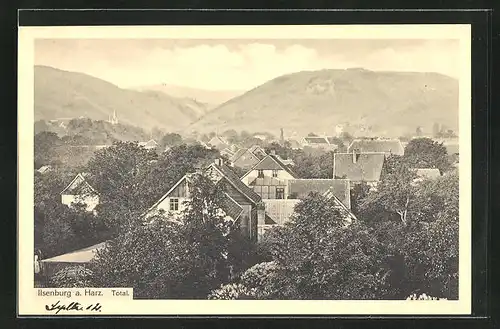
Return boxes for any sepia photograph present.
[18,24,471,315]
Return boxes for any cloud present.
[34,39,460,91]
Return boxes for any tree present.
[359,169,459,299]
[256,193,389,299]
[89,174,254,299]
[404,137,450,173]
[85,141,157,215]
[160,133,183,148]
[34,131,61,168]
[361,155,417,225]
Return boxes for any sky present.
[35,38,459,91]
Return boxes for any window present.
[276,188,285,199]
[169,198,179,211]
[257,170,264,178]
[272,170,279,178]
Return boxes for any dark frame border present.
[2,7,495,329]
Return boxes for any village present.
[33,114,460,300]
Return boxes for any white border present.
[18,24,472,315]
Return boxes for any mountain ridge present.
[187,68,459,137]
[34,65,211,132]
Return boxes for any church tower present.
[108,110,118,125]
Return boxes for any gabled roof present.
[304,136,329,144]
[208,135,229,147]
[333,152,386,182]
[326,137,341,146]
[220,147,235,157]
[287,179,351,208]
[41,242,107,263]
[230,148,249,162]
[321,190,357,222]
[210,162,262,204]
[139,139,158,147]
[145,164,258,219]
[348,139,404,156]
[60,173,98,195]
[248,145,267,159]
[242,154,298,180]
[220,193,244,220]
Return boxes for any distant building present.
[302,136,340,151]
[36,165,52,174]
[333,151,386,187]
[138,139,158,150]
[40,242,107,277]
[60,173,99,213]
[240,152,298,186]
[208,135,230,150]
[347,139,404,156]
[230,145,268,170]
[256,179,355,239]
[108,110,118,125]
[145,159,264,242]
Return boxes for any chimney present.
[270,150,276,156]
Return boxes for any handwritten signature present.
[45,300,102,314]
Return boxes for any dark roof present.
[334,153,386,181]
[248,145,267,159]
[230,148,248,162]
[211,163,262,204]
[287,179,351,208]
[348,139,404,155]
[249,154,298,178]
[326,137,340,145]
[220,194,244,220]
[304,137,329,144]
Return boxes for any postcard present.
[18,24,471,316]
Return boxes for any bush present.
[49,265,93,288]
[208,283,257,300]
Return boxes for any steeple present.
[109,110,118,125]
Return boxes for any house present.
[36,165,52,174]
[257,179,355,239]
[208,135,230,150]
[230,145,268,170]
[60,173,99,212]
[411,168,441,185]
[347,139,404,156]
[333,151,386,187]
[40,242,107,277]
[145,159,264,242]
[220,147,236,158]
[240,152,298,186]
[302,136,340,151]
[138,139,158,150]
